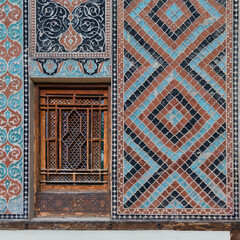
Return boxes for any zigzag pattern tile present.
[113,0,239,219]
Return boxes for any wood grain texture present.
[28,221,112,230]
[35,192,110,217]
[0,221,237,235]
[112,222,159,230]
[231,223,240,240]
[0,222,26,230]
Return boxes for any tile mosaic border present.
[29,58,111,77]
[111,0,118,220]
[0,0,29,220]
[111,0,239,221]
[23,0,29,220]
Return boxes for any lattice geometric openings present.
[61,110,88,170]
[37,86,109,190]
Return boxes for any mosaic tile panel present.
[112,0,239,220]
[0,0,28,218]
[31,0,111,58]
[30,58,111,77]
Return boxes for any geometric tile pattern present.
[0,0,28,218]
[165,108,183,126]
[112,0,239,220]
[166,4,183,23]
[0,0,239,222]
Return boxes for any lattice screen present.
[38,89,109,186]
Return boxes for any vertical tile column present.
[0,0,28,219]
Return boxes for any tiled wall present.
[0,0,239,220]
[112,0,239,220]
[30,0,111,78]
[29,58,111,78]
[0,0,28,218]
[0,0,111,219]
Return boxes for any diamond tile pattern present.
[116,0,237,219]
[166,4,183,22]
[165,108,183,126]
[0,0,238,221]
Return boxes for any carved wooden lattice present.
[38,88,108,186]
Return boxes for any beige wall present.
[0,230,230,240]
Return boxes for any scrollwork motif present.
[8,55,23,75]
[34,57,108,75]
[0,24,7,40]
[36,0,105,53]
[8,179,22,197]
[6,108,22,128]
[0,146,7,161]
[0,0,24,215]
[8,126,23,144]
[8,92,23,110]
[0,37,21,61]
[8,144,22,161]
[36,0,71,52]
[0,163,8,179]
[0,129,7,145]
[0,1,22,28]
[0,59,7,75]
[0,94,7,110]
[8,160,22,180]
[0,72,22,96]
[72,0,105,52]
[0,111,7,128]
[8,21,22,40]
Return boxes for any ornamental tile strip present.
[112,0,239,220]
[29,58,111,77]
[30,0,111,59]
[0,0,28,219]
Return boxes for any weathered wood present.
[160,222,231,231]
[37,86,109,188]
[113,222,232,231]
[231,223,240,240]
[112,222,159,230]
[28,221,112,230]
[0,221,236,231]
[35,192,110,217]
[0,222,26,230]
[34,84,111,217]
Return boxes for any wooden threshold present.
[0,221,239,240]
[0,221,239,231]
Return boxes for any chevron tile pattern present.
[112,0,239,220]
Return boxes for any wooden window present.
[34,84,110,216]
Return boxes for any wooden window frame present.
[34,83,111,216]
